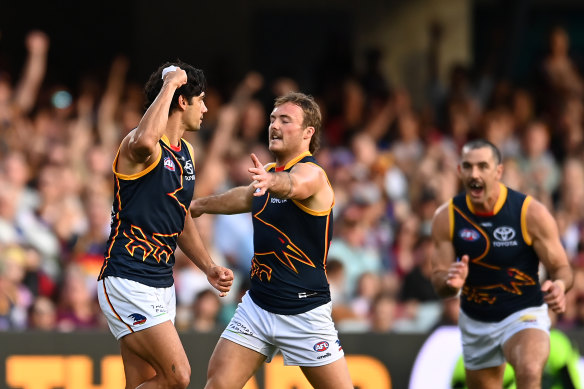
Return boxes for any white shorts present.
[221,292,344,367]
[97,277,176,340]
[459,304,550,370]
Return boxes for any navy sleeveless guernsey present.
[248,151,333,314]
[451,184,544,322]
[98,135,196,288]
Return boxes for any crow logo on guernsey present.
[163,157,176,172]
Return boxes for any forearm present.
[431,270,460,298]
[178,217,215,274]
[98,56,128,148]
[266,172,295,199]
[549,265,574,293]
[14,48,47,114]
[133,83,176,146]
[192,186,252,216]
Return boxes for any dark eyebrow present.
[461,160,490,167]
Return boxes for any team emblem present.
[129,313,147,325]
[459,228,480,242]
[164,157,176,171]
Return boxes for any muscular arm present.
[526,199,573,312]
[178,214,233,296]
[430,202,468,298]
[117,69,186,175]
[190,184,255,217]
[249,154,333,212]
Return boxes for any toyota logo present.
[493,226,515,241]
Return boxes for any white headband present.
[161,65,178,80]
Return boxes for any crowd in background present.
[2,23,584,335]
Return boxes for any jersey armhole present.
[448,199,455,240]
[112,144,162,180]
[521,196,533,245]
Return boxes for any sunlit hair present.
[143,60,206,114]
[274,92,322,154]
[462,139,502,165]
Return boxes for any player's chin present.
[268,141,283,151]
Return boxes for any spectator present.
[191,289,222,333]
[328,202,383,297]
[28,296,57,331]
[368,293,398,333]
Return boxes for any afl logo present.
[493,226,515,241]
[459,228,480,241]
[164,157,176,171]
[313,341,329,352]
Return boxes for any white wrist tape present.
[161,65,178,80]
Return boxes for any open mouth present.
[468,181,484,197]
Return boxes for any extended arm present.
[527,199,573,313]
[248,154,333,211]
[98,55,129,151]
[178,214,233,296]
[430,202,469,298]
[14,30,49,115]
[191,184,255,217]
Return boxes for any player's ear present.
[178,95,187,109]
[496,162,503,179]
[304,126,315,139]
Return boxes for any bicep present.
[117,132,160,174]
[527,201,568,270]
[431,205,456,272]
[289,164,326,200]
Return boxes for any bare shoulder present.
[525,197,557,236]
[525,197,555,225]
[292,162,333,209]
[292,162,329,182]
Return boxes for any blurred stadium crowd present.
[2,24,584,335]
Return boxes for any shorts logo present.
[317,352,331,359]
[459,228,480,241]
[227,320,253,336]
[129,313,147,325]
[313,341,329,352]
[520,314,537,323]
[164,157,176,171]
[336,339,343,351]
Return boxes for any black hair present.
[143,59,206,114]
[461,138,502,165]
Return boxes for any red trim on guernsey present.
[170,144,181,152]
[274,165,285,172]
[474,211,495,217]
